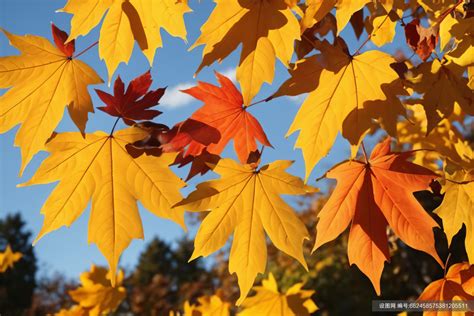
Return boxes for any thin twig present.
[74,40,99,58]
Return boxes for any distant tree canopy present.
[126,237,215,314]
[0,213,37,315]
[30,272,77,315]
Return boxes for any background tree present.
[29,271,76,315]
[0,213,37,315]
[125,237,215,314]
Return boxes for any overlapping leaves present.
[276,39,405,179]
[418,263,474,312]
[239,273,318,315]
[314,138,442,294]
[176,158,317,303]
[21,128,186,281]
[60,0,191,78]
[0,25,102,174]
[56,265,126,316]
[0,0,473,309]
[192,0,300,105]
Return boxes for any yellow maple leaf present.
[191,0,300,106]
[446,17,474,67]
[439,13,457,51]
[435,170,474,263]
[181,295,230,316]
[176,159,317,304]
[300,0,337,31]
[0,245,22,273]
[20,127,186,282]
[397,104,473,171]
[418,0,457,19]
[335,0,371,34]
[407,59,474,134]
[69,265,126,316]
[183,300,201,316]
[378,0,394,13]
[368,13,397,47]
[278,41,402,179]
[60,0,191,78]
[0,29,102,175]
[238,273,318,316]
[196,295,231,316]
[55,305,89,316]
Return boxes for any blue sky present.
[0,0,401,278]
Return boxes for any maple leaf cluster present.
[418,263,474,307]
[55,265,126,316]
[171,273,317,315]
[0,0,473,312]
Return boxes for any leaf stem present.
[352,14,390,56]
[110,117,121,136]
[444,253,452,277]
[246,95,273,108]
[361,141,369,163]
[437,0,463,24]
[74,40,99,59]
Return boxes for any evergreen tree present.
[0,213,37,315]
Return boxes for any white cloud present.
[160,82,195,109]
[159,67,237,109]
[220,67,237,82]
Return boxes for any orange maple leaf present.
[180,71,271,163]
[418,262,474,315]
[314,137,443,295]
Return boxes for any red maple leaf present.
[173,149,221,181]
[51,23,75,58]
[96,71,164,125]
[161,119,221,156]
[404,18,438,61]
[124,72,270,179]
[125,119,221,180]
